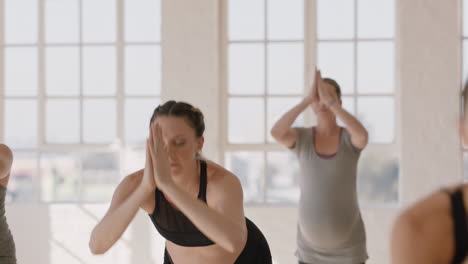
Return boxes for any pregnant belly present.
[298,205,361,249]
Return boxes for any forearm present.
[89,184,150,254]
[271,99,309,137]
[329,104,368,141]
[163,183,246,253]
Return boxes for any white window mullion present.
[353,0,359,116]
[37,0,46,202]
[116,0,124,147]
[116,0,125,178]
[0,0,4,142]
[304,0,316,125]
[77,0,84,202]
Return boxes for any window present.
[223,0,398,205]
[4,0,161,204]
[223,0,304,204]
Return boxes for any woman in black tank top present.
[391,186,468,264]
[90,101,271,264]
[390,85,468,264]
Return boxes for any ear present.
[197,136,204,152]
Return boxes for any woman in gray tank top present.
[271,68,368,264]
[0,144,16,264]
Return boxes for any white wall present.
[6,0,465,263]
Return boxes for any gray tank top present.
[291,127,368,264]
[0,185,16,263]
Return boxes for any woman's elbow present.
[226,229,248,254]
[89,232,109,255]
[270,128,283,141]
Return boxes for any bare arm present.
[270,100,307,148]
[329,104,368,150]
[162,173,247,253]
[89,173,150,254]
[271,68,320,148]
[317,73,368,150]
[89,144,156,254]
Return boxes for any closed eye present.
[174,140,185,146]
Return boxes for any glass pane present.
[6,152,38,203]
[5,100,37,149]
[5,0,38,43]
[317,0,354,40]
[357,97,394,144]
[465,0,468,37]
[82,0,116,42]
[45,0,79,43]
[5,47,38,96]
[125,0,161,42]
[267,97,303,143]
[46,47,80,96]
[41,153,80,202]
[267,0,303,40]
[225,152,264,203]
[125,98,160,145]
[125,46,161,96]
[267,43,304,95]
[83,99,116,144]
[228,98,265,143]
[123,147,144,176]
[357,0,395,38]
[357,42,394,94]
[81,152,120,202]
[266,151,300,203]
[83,46,116,96]
[463,40,468,83]
[150,225,166,264]
[228,0,264,40]
[228,44,265,95]
[358,148,399,204]
[46,99,80,144]
[317,42,354,94]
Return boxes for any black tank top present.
[148,160,215,247]
[447,188,468,264]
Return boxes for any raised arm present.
[89,144,155,254]
[317,72,369,150]
[270,68,320,148]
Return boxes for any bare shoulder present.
[204,160,243,202]
[204,160,245,224]
[396,190,451,234]
[391,189,454,263]
[205,160,242,189]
